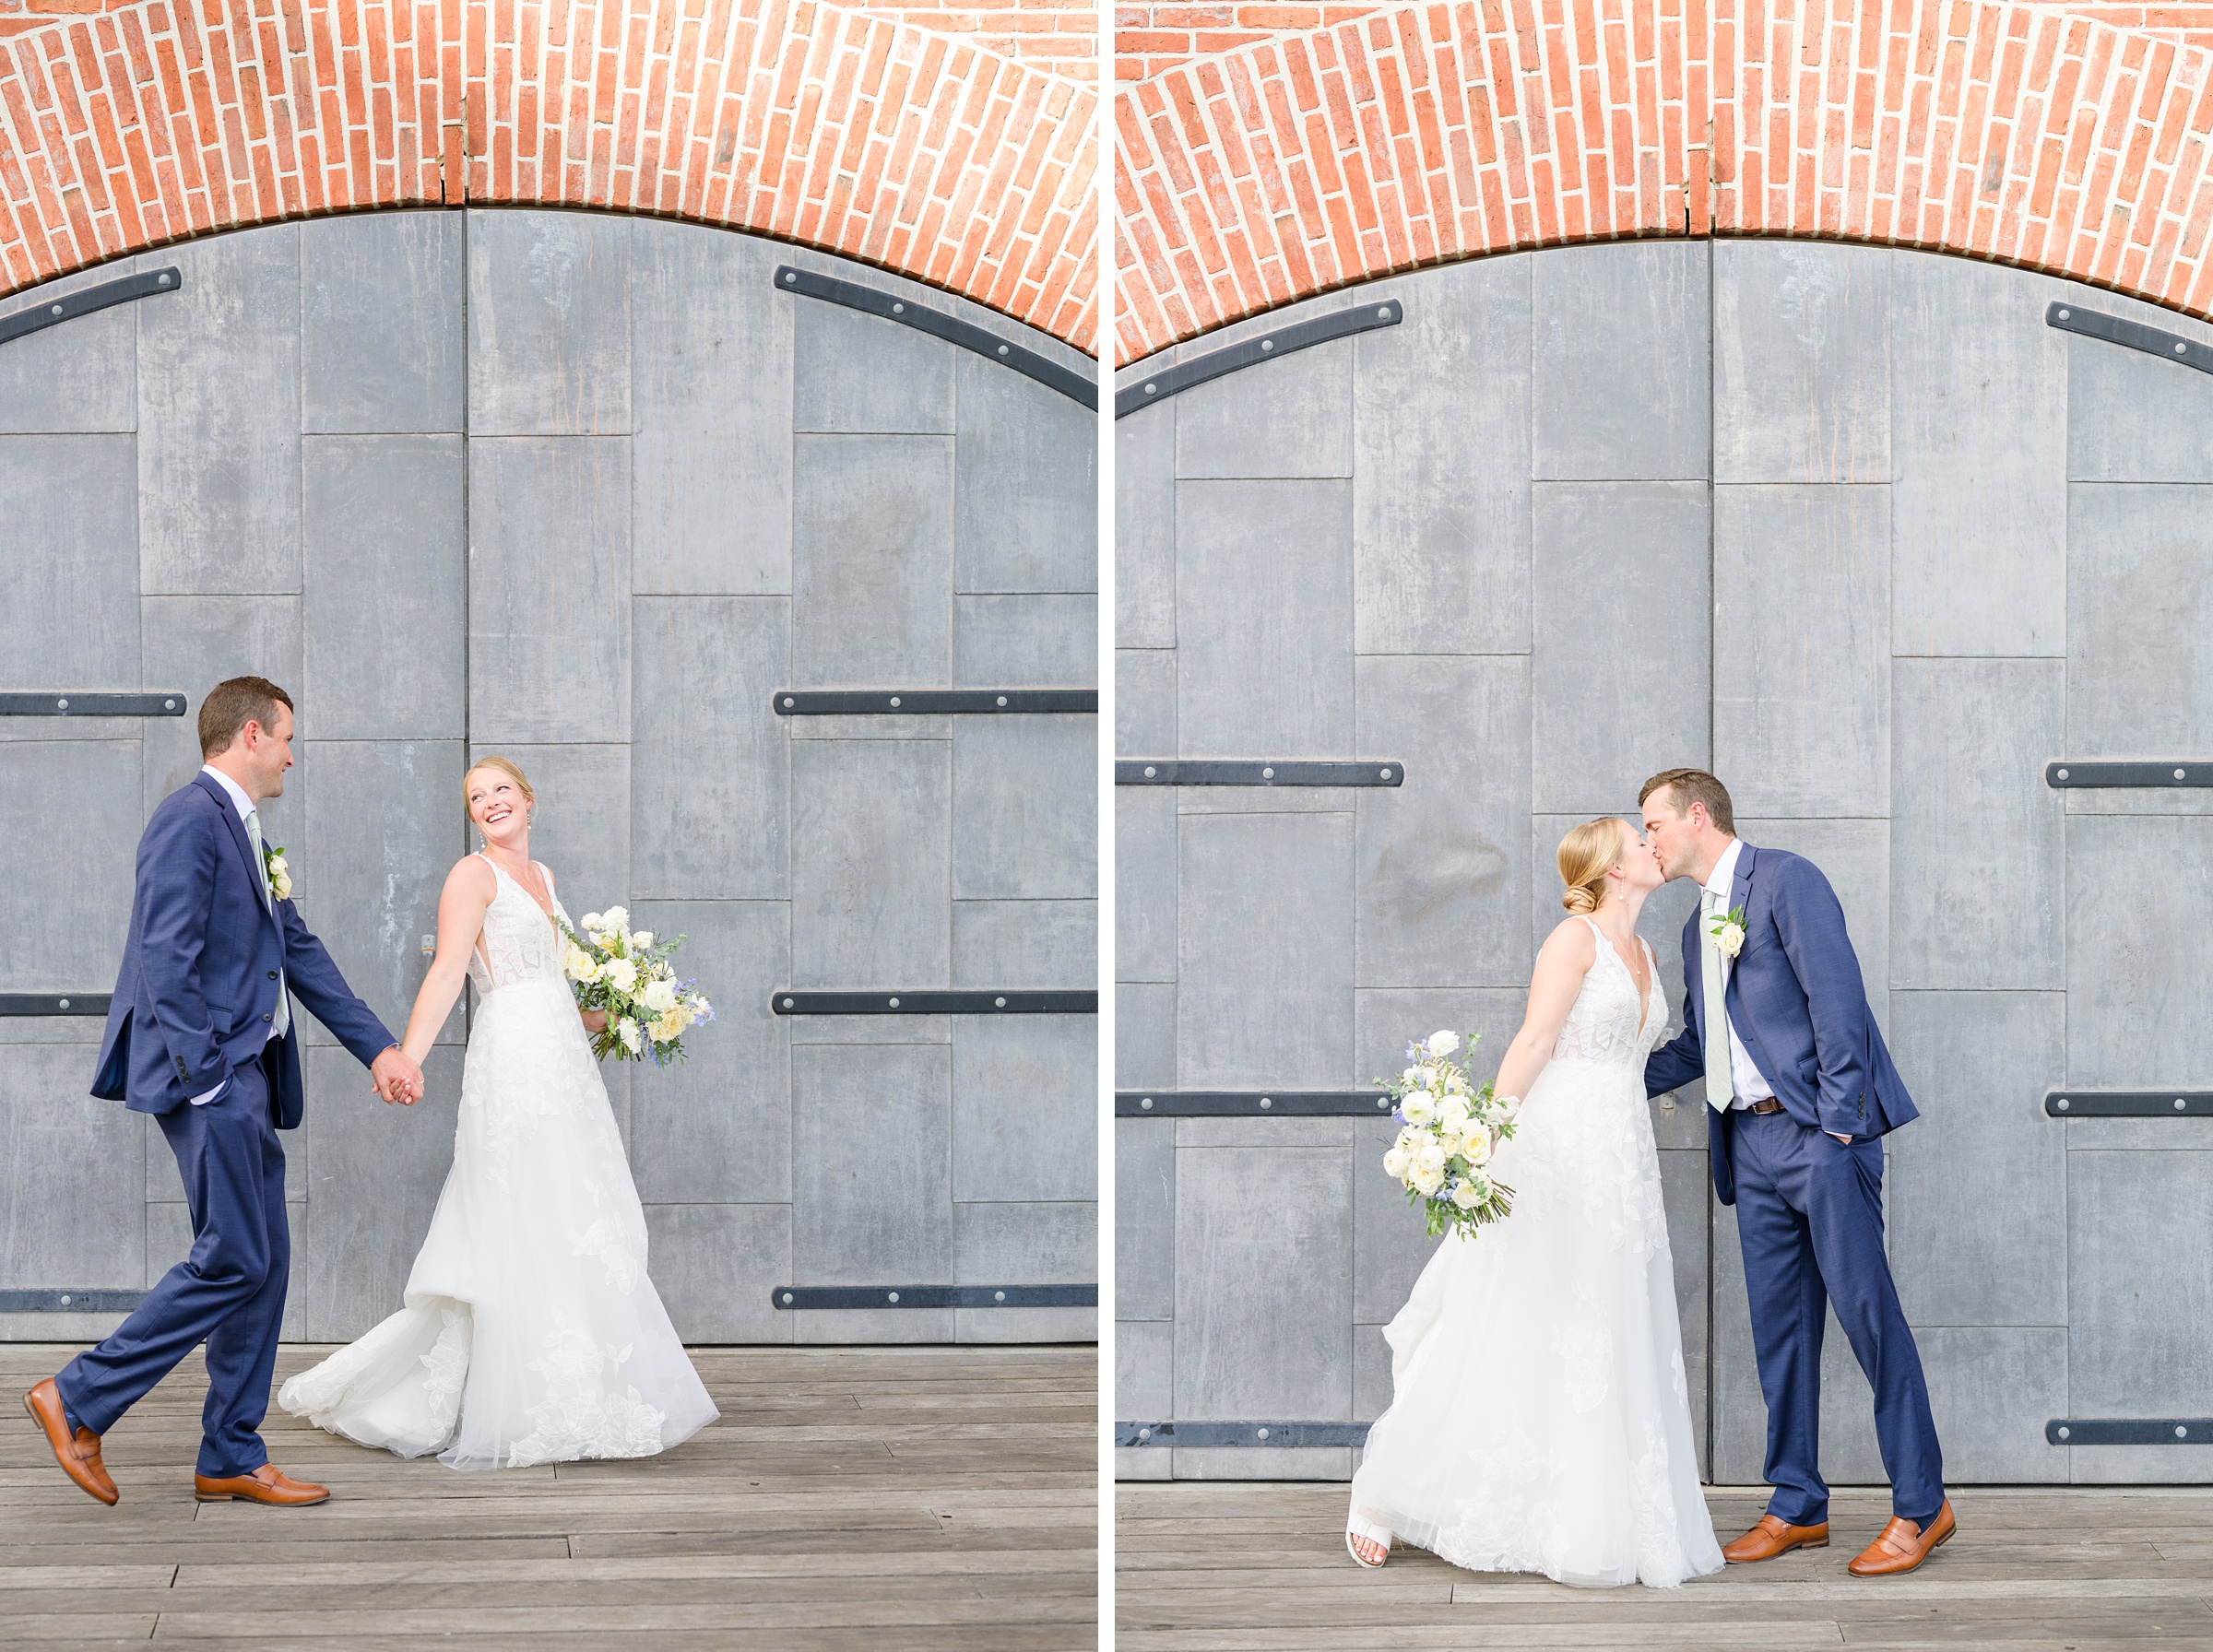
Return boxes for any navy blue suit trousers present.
[59,1052,290,1477]
[1731,1109,1944,1527]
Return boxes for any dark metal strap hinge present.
[1117,761,1402,787]
[2046,301,2213,378]
[1114,299,1403,419]
[1118,1091,1391,1116]
[773,1284,1097,1310]
[0,268,183,348]
[775,690,1095,715]
[773,991,1096,1015]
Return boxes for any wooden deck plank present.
[1118,1482,2213,1650]
[2,1343,1095,1645]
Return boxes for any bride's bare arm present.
[399,856,498,1069]
[1490,920,1601,1111]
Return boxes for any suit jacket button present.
[267,970,278,980]
[263,1012,273,1023]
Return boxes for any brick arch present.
[1115,0,2213,363]
[0,0,1098,350]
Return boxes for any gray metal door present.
[1115,239,2213,1483]
[0,208,1097,1348]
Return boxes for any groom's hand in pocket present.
[372,1044,423,1105]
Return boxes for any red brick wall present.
[1116,0,2213,362]
[0,0,1098,349]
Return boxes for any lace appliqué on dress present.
[420,1308,472,1443]
[506,1312,669,1469]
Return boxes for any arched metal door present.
[0,208,1097,1348]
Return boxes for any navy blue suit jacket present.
[90,773,396,1130]
[1643,842,1918,1204]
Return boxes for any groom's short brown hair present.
[198,677,294,758]
[1639,767,1734,834]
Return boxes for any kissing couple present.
[25,676,716,1508]
[1345,768,1953,1586]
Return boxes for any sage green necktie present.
[245,808,290,1039]
[1701,889,1732,1113]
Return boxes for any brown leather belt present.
[1747,1098,1784,1114]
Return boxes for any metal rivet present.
[158,273,170,286]
[1378,307,1391,318]
[887,1291,899,1304]
[997,345,1009,356]
[2179,342,2189,354]
[1379,768,1391,779]
[893,301,904,313]
[1255,1427,1270,1439]
[2058,308,2071,319]
[56,997,68,1009]
[2057,1425,2071,1440]
[1261,766,1274,778]
[55,697,67,710]
[888,695,901,708]
[786,272,798,282]
[996,695,1008,706]
[888,997,900,1009]
[783,696,795,707]
[2056,1097,2070,1110]
[2178,1098,2189,1111]
[994,1290,1005,1303]
[782,1292,793,1304]
[994,997,1006,1009]
[164,698,175,710]
[1259,1096,1272,1109]
[1260,339,1273,351]
[1140,1096,1153,1109]
[50,303,62,315]
[1377,1097,1389,1109]
[58,1293,70,1306]
[1144,383,1157,395]
[2056,767,2070,780]
[1137,1426,1152,1441]
[782,997,794,1009]
[1143,765,1156,778]
[2176,768,2188,779]
[2180,1425,2191,1438]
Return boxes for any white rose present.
[1381,1147,1409,1180]
[563,947,599,984]
[1716,920,1746,959]
[1461,1123,1494,1166]
[617,1018,642,1054]
[600,906,630,931]
[651,1010,683,1043]
[1414,1165,1446,1197]
[1450,1177,1480,1210]
[266,857,291,901]
[580,911,603,931]
[632,931,654,950]
[1426,1030,1461,1057]
[641,978,679,1013]
[1438,1095,1471,1130]
[1414,1137,1447,1174]
[602,957,639,994]
[1402,1092,1437,1127]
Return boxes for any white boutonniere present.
[1709,903,1746,959]
[263,843,292,902]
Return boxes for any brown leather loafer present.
[1722,1512,1829,1562]
[194,1464,330,1506]
[1849,1499,1955,1575]
[22,1378,117,1505]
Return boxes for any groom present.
[1640,768,1952,1577]
[22,677,423,1507]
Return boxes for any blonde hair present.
[463,755,536,825]
[1557,818,1630,914]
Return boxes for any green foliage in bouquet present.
[555,905,716,1065]
[1373,1030,1520,1240]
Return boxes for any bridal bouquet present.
[557,906,716,1065]
[1376,1030,1518,1240]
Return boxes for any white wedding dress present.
[278,854,718,1469]
[1346,916,1723,1587]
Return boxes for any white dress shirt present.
[1701,837,1774,1108]
[187,764,280,1104]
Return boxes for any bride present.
[279,757,717,1468]
[1344,817,1722,1587]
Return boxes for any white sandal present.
[1345,1513,1392,1568]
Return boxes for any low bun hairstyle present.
[1557,817,1629,914]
